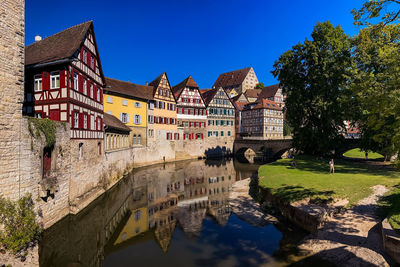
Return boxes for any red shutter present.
[88,115,91,130]
[201,133,204,139]
[170,118,173,124]
[93,58,97,71]
[206,110,208,115]
[70,70,74,89]
[60,70,66,88]
[87,81,91,96]
[188,109,191,115]
[183,134,186,140]
[79,113,83,128]
[78,75,83,93]
[71,111,75,128]
[42,72,50,90]
[87,52,91,65]
[100,118,103,130]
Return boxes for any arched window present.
[133,134,137,145]
[137,135,141,145]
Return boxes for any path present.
[298,185,391,266]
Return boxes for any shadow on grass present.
[273,155,399,178]
[271,185,335,204]
[378,185,400,233]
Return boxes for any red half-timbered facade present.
[172,76,207,141]
[24,21,105,140]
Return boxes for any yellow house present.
[113,207,149,245]
[104,77,154,146]
[149,73,178,140]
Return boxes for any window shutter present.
[78,75,83,93]
[70,70,74,89]
[87,81,91,95]
[201,133,204,139]
[88,115,91,130]
[100,88,103,103]
[87,52,91,65]
[138,115,141,124]
[127,114,130,123]
[100,118,103,130]
[93,58,97,72]
[71,111,75,128]
[42,72,50,90]
[60,70,66,88]
[79,113,84,128]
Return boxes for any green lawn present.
[343,148,384,160]
[258,155,400,207]
[379,186,400,233]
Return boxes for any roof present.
[148,72,164,95]
[258,84,280,100]
[200,88,218,106]
[231,93,248,103]
[25,21,92,66]
[105,77,154,101]
[245,99,282,111]
[244,89,260,99]
[103,113,131,132]
[233,101,247,111]
[213,67,252,88]
[172,75,199,98]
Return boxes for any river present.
[39,159,307,267]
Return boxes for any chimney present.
[35,35,42,42]
[146,81,149,86]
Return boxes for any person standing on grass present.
[329,159,335,174]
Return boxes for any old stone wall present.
[0,0,25,201]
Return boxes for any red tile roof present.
[103,113,131,133]
[244,89,260,99]
[25,21,92,66]
[105,77,154,101]
[172,75,199,98]
[213,67,252,88]
[258,84,280,100]
[233,101,247,111]
[230,93,249,103]
[245,99,282,111]
[200,88,217,106]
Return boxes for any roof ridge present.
[218,66,251,76]
[26,21,92,48]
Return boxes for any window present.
[134,210,142,221]
[74,112,79,128]
[134,102,141,108]
[97,117,101,130]
[134,115,141,124]
[133,134,137,144]
[50,71,60,89]
[122,100,128,106]
[148,115,154,124]
[83,49,87,63]
[120,113,129,123]
[221,131,224,136]
[97,88,100,101]
[107,96,113,103]
[74,73,78,90]
[78,143,83,160]
[83,114,88,129]
[149,102,154,110]
[158,89,163,96]
[166,90,170,97]
[137,135,141,145]
[83,79,87,95]
[91,57,94,69]
[34,74,42,91]
[90,84,94,99]
[228,131,231,136]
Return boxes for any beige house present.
[241,99,284,140]
[258,84,285,109]
[103,113,131,152]
[213,67,258,95]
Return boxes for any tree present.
[272,22,353,155]
[255,82,264,90]
[352,0,400,26]
[350,24,400,159]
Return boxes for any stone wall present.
[0,0,25,201]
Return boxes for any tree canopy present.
[272,22,353,155]
[352,0,400,26]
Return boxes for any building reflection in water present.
[39,159,244,266]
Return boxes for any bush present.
[0,194,42,255]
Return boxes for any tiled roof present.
[25,21,92,66]
[172,75,199,98]
[103,113,131,132]
[213,67,252,88]
[200,88,218,106]
[245,99,282,111]
[258,84,280,100]
[105,77,154,101]
[233,101,247,111]
[244,89,260,99]
[230,93,248,103]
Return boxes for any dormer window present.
[34,74,42,92]
[50,71,60,89]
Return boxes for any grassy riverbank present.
[258,155,400,207]
[343,148,384,160]
[379,186,400,233]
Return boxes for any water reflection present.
[39,159,303,267]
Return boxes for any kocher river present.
[39,159,307,267]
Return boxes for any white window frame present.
[90,84,94,99]
[83,114,88,129]
[134,115,141,125]
[107,96,113,103]
[97,88,100,101]
[34,74,42,92]
[74,112,79,128]
[83,49,87,63]
[74,73,79,90]
[134,102,141,108]
[83,79,87,95]
[50,71,60,89]
[122,100,128,106]
[121,113,129,123]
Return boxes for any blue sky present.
[26,0,365,88]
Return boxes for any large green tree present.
[351,24,400,159]
[352,0,400,26]
[272,22,353,155]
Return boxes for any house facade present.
[24,21,105,140]
[104,77,153,147]
[231,93,249,138]
[149,73,178,141]
[103,113,131,152]
[241,99,284,140]
[258,84,285,109]
[172,76,207,141]
[213,67,258,95]
[201,88,235,145]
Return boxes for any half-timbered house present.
[24,21,105,140]
[172,76,207,141]
[213,67,258,95]
[149,73,178,141]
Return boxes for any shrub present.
[0,194,42,255]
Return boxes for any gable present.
[153,73,176,103]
